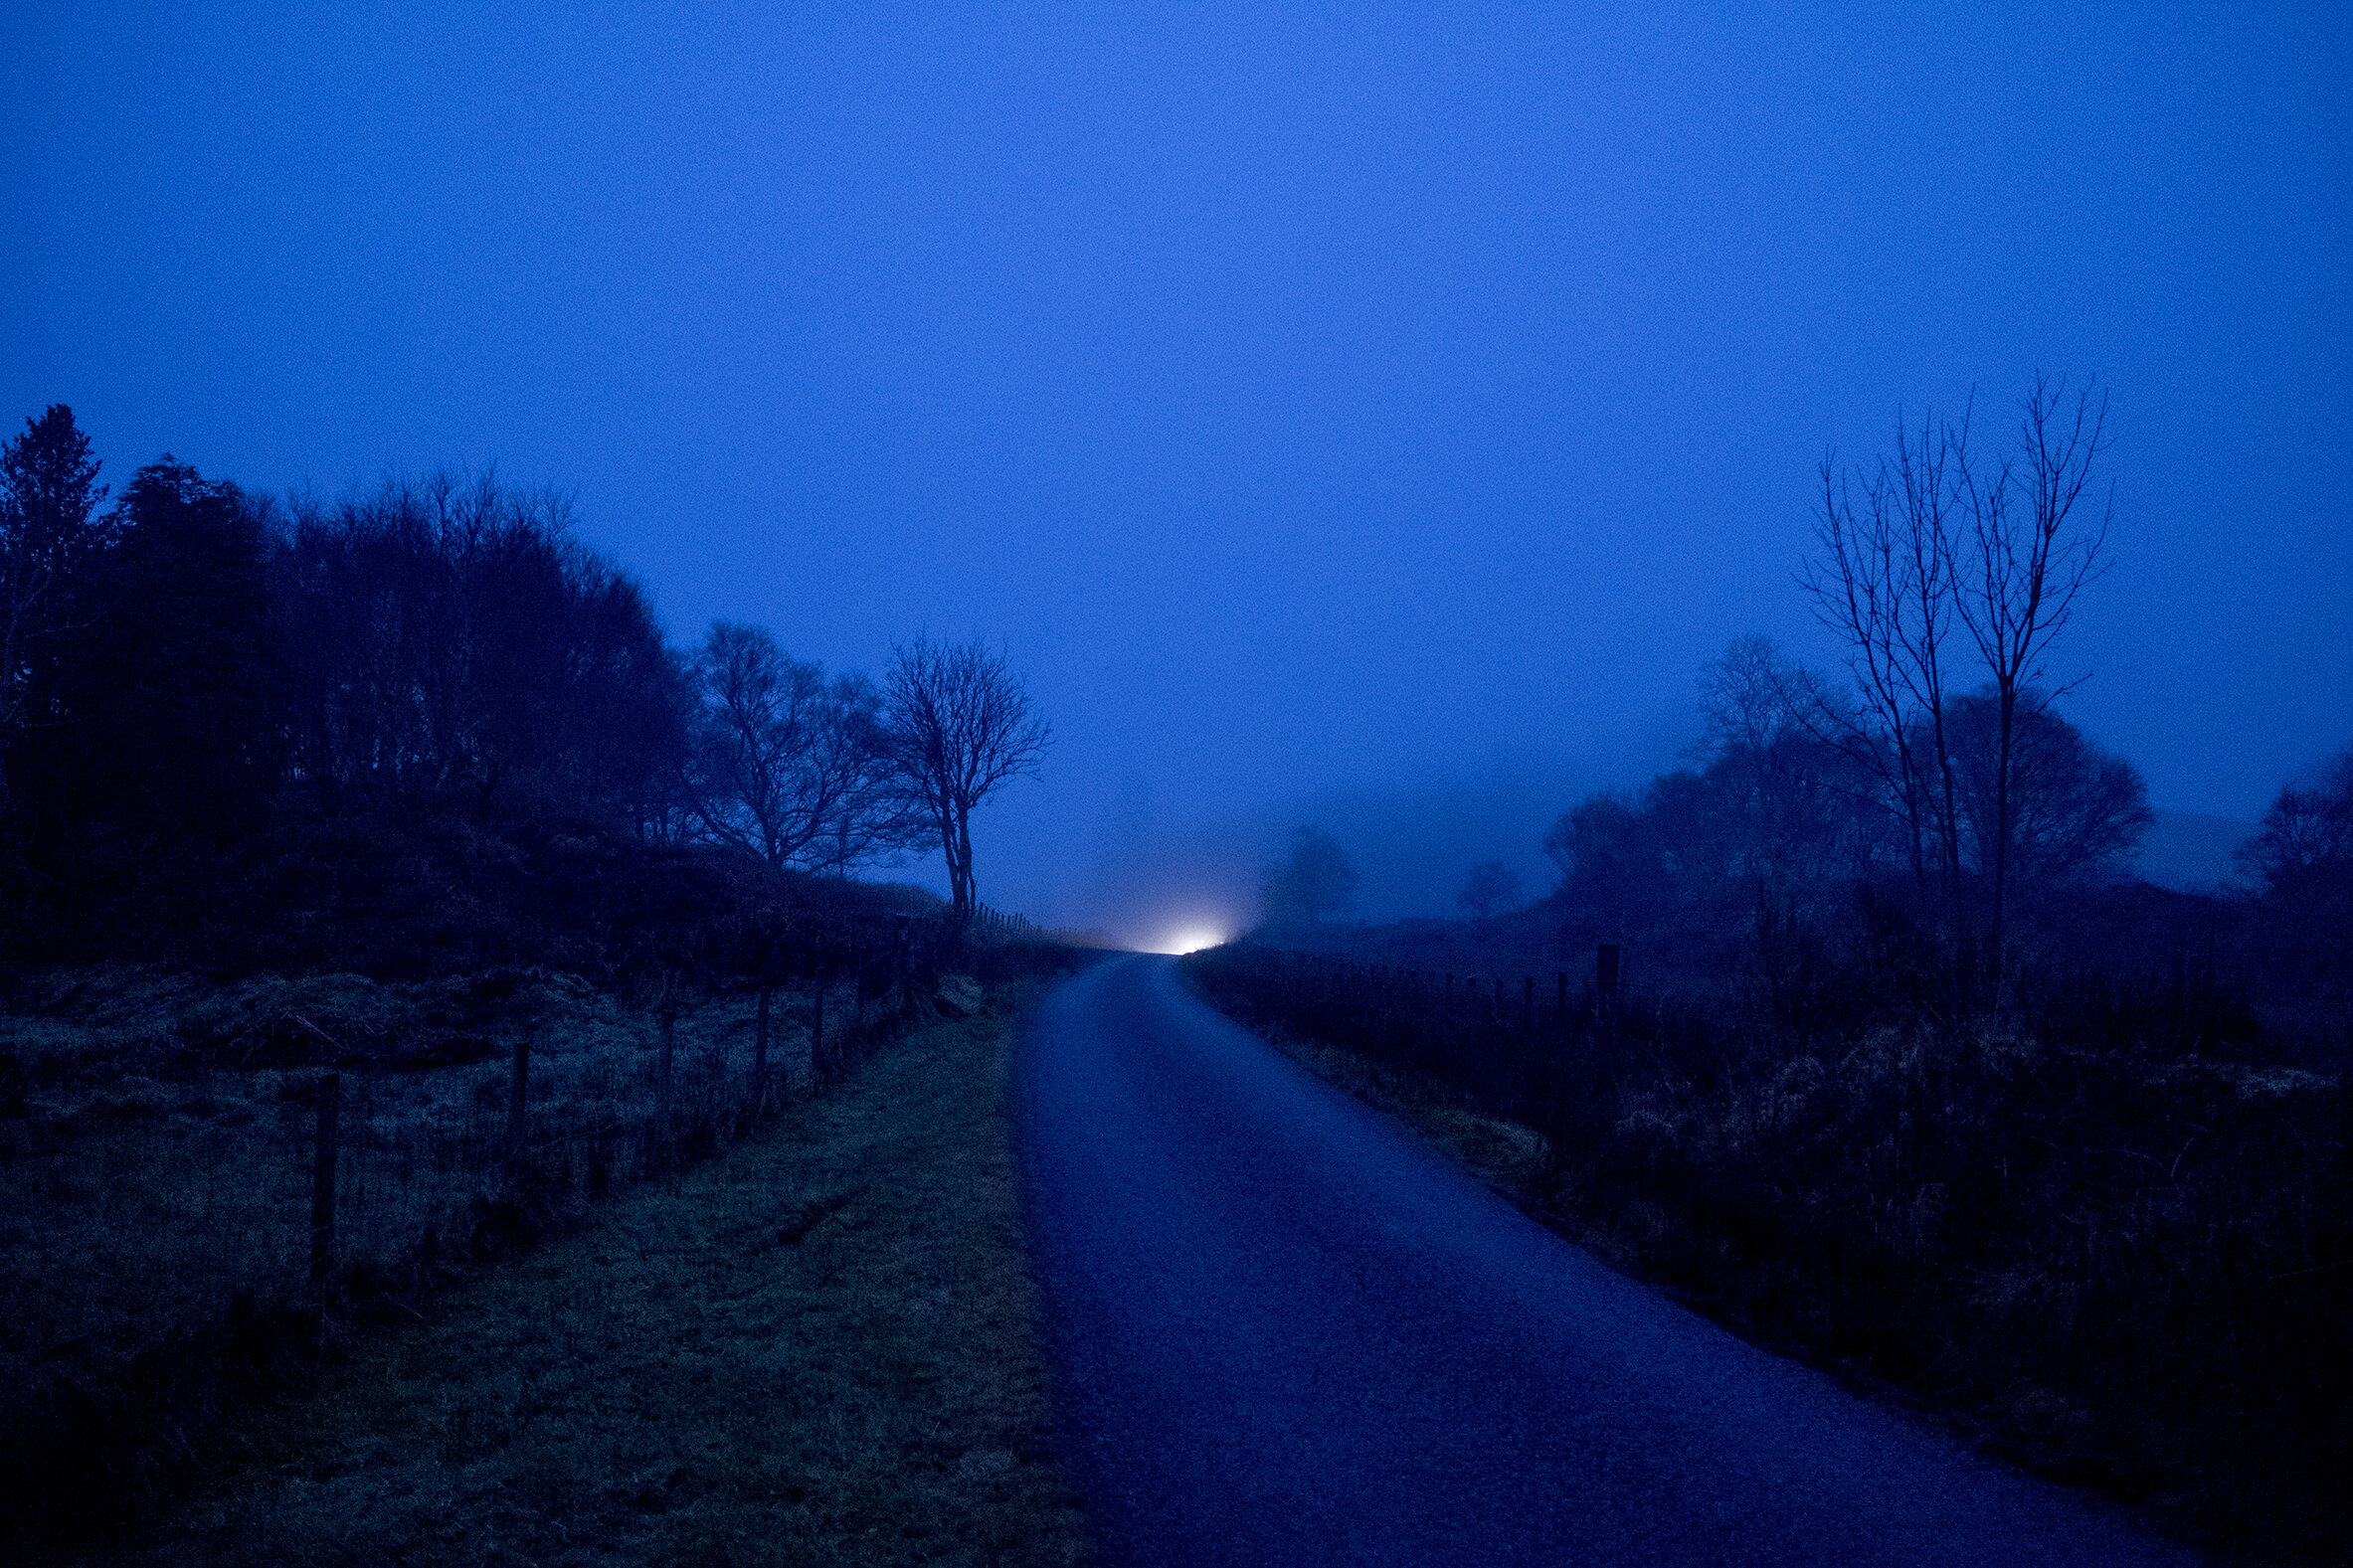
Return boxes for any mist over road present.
[1015,955,2186,1567]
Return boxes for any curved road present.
[1015,955,2188,1567]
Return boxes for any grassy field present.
[2,960,882,1543]
[2,966,778,1365]
[65,986,1091,1567]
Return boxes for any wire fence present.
[2,976,899,1376]
[3,899,1094,1369]
[0,903,1082,1542]
[1184,942,1685,1161]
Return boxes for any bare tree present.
[1261,826,1357,927]
[1800,409,1976,910]
[1945,688,2148,887]
[1955,375,2110,966]
[807,672,921,873]
[694,623,824,865]
[2239,749,2353,995]
[1456,860,1522,922]
[2240,749,2353,899]
[881,636,1049,928]
[1802,377,2116,972]
[1693,634,1873,891]
[691,623,914,874]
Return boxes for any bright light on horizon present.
[1160,927,1226,956]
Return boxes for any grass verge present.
[72,990,1092,1568]
[1176,982,2334,1568]
[2,963,854,1548]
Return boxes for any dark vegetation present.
[1195,767,2350,1558]
[1212,384,2351,1562]
[114,991,1093,1568]
[0,406,1083,1556]
[1190,876,2348,1560]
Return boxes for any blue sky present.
[5,2,2347,941]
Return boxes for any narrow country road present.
[1015,955,2189,1567]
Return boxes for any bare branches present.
[881,636,1050,924]
[689,624,918,875]
[1799,405,1974,899]
[272,472,686,818]
[1956,375,2111,708]
[1802,374,2115,967]
[1953,374,2113,961]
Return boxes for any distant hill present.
[2132,809,2257,893]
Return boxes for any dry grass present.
[0,960,956,1552]
[1,967,833,1375]
[75,990,1091,1567]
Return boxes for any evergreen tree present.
[0,405,111,814]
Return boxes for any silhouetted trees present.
[1457,860,1522,921]
[1800,377,2115,969]
[1545,639,2151,970]
[688,622,914,873]
[1804,410,1972,904]
[880,636,1050,929]
[2240,747,2353,996]
[0,406,110,818]
[0,410,1069,958]
[1690,634,1878,894]
[8,456,280,855]
[272,475,687,822]
[1946,687,2147,886]
[2242,749,2353,898]
[1955,377,2112,958]
[1261,826,1357,927]
[0,402,1096,1003]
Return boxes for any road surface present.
[1014,954,2188,1567]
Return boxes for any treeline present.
[1260,630,2344,1063]
[0,406,1043,974]
[1529,631,2350,1061]
[1527,379,2346,1052]
[1549,635,2149,960]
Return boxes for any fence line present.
[10,899,1099,1389]
[1185,942,1677,1169]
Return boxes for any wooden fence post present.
[894,913,913,1013]
[811,982,827,1086]
[505,1036,530,1193]
[310,1072,340,1282]
[753,984,772,1116]
[656,1005,676,1158]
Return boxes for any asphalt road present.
[1014,954,2191,1567]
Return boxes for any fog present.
[6,1,2345,936]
